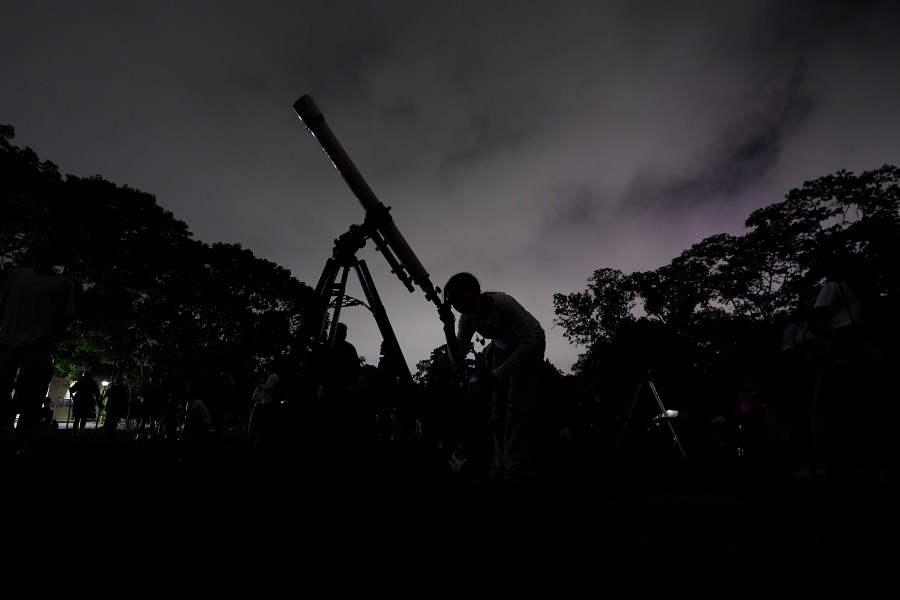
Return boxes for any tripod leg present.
[648,380,687,458]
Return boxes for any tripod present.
[614,371,687,458]
[306,215,416,390]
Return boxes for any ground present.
[2,424,896,597]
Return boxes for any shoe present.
[792,465,827,480]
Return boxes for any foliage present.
[1,126,317,393]
[7,119,899,411]
[552,268,635,347]
[0,125,62,269]
[555,164,900,395]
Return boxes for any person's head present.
[443,272,481,315]
[336,322,348,341]
[800,286,819,308]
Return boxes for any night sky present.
[2,0,899,374]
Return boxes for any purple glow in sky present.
[2,1,899,374]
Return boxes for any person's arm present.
[491,298,544,381]
[440,308,473,369]
[438,302,461,364]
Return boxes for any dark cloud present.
[623,70,815,214]
[441,100,530,168]
[2,0,898,375]
[543,184,609,231]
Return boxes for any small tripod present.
[614,371,687,458]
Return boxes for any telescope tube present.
[294,95,442,307]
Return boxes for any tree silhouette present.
[1,125,317,393]
[555,164,900,393]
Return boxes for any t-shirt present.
[814,280,866,357]
[455,292,545,381]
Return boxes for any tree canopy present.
[6,121,898,412]
[1,125,318,393]
[554,164,900,409]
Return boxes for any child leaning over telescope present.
[438,272,546,486]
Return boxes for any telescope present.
[294,94,451,395]
[293,95,443,310]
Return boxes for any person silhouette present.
[0,240,74,452]
[157,373,186,442]
[318,323,361,403]
[793,252,886,481]
[136,370,168,440]
[247,366,287,463]
[182,397,213,442]
[776,287,821,464]
[211,365,237,437]
[247,376,266,436]
[375,340,401,442]
[317,322,362,467]
[101,374,130,438]
[439,272,546,487]
[70,371,102,437]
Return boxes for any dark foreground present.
[3,426,897,597]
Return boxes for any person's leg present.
[834,360,870,475]
[106,414,117,437]
[809,366,837,475]
[489,383,509,479]
[488,346,512,479]
[865,363,892,476]
[500,350,544,482]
